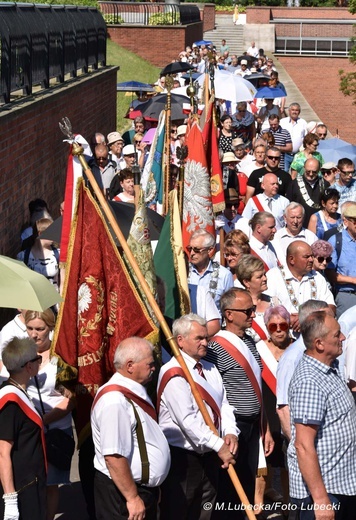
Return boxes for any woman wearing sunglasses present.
[308,188,341,239]
[223,230,250,283]
[311,240,334,290]
[255,305,292,513]
[25,309,74,520]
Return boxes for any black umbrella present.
[160,62,194,76]
[247,73,271,88]
[137,93,188,121]
[40,204,164,243]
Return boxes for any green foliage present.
[5,0,99,5]
[103,13,124,24]
[148,12,180,26]
[215,5,246,12]
[339,37,356,104]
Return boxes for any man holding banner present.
[157,314,238,519]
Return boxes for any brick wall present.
[247,6,355,23]
[0,67,118,258]
[200,4,215,33]
[108,23,203,67]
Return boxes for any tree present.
[339,0,356,103]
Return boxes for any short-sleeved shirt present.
[288,354,356,498]
[328,228,356,292]
[262,126,292,170]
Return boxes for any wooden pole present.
[70,142,257,520]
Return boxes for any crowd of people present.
[0,37,356,520]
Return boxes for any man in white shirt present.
[158,314,238,519]
[242,173,289,230]
[249,211,279,270]
[273,202,317,263]
[91,337,171,520]
[266,241,335,333]
[280,103,307,173]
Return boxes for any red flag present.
[52,180,158,441]
[182,121,215,250]
[202,100,225,214]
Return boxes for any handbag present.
[34,376,75,471]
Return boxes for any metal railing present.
[272,19,354,57]
[0,3,107,105]
[98,2,201,26]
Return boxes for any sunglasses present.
[21,354,42,368]
[316,256,332,263]
[225,306,256,317]
[224,251,242,259]
[267,322,289,333]
[187,246,210,254]
[267,156,280,161]
[340,170,355,176]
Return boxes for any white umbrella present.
[0,255,62,311]
[197,69,257,103]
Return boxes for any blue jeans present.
[284,152,294,174]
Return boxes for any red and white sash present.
[252,195,267,213]
[157,362,222,428]
[92,384,157,422]
[256,341,277,396]
[213,330,262,405]
[0,385,47,468]
[251,319,268,342]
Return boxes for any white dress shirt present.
[158,351,238,454]
[242,193,289,230]
[249,235,279,269]
[273,227,318,263]
[91,372,171,487]
[280,117,307,154]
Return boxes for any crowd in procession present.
[0,37,356,520]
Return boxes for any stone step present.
[204,24,245,55]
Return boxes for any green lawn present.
[107,38,160,133]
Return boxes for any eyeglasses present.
[267,322,289,333]
[171,130,177,134]
[316,256,332,264]
[224,251,242,258]
[340,170,355,176]
[267,156,280,161]
[225,306,256,317]
[305,170,318,174]
[187,246,210,254]
[21,355,42,368]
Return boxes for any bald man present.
[266,240,335,332]
[91,144,117,194]
[286,157,329,227]
[242,173,289,229]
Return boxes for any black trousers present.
[160,446,220,520]
[94,470,159,520]
[212,415,260,520]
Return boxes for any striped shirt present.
[262,126,292,170]
[206,333,263,417]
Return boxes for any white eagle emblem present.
[183,159,214,232]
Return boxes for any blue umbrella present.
[318,138,356,164]
[255,86,287,99]
[193,40,213,46]
[116,81,155,92]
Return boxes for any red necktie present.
[194,362,219,430]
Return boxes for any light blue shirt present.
[328,228,356,292]
[188,260,234,311]
[276,336,305,406]
[330,179,356,209]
